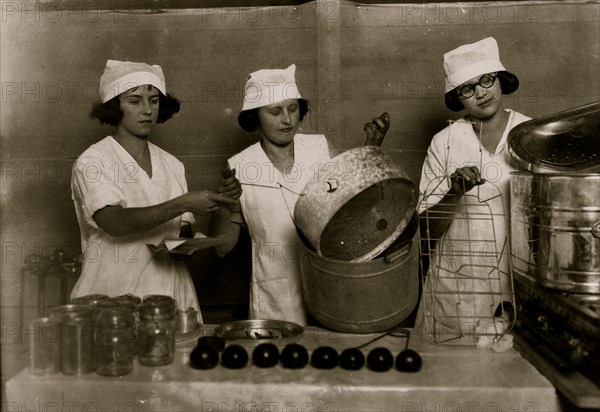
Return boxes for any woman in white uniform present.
[212,65,389,325]
[416,38,531,339]
[71,60,239,313]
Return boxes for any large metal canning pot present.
[298,212,420,333]
[510,171,600,293]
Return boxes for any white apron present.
[229,134,332,325]
[416,110,530,337]
[71,136,200,313]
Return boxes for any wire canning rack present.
[417,120,516,346]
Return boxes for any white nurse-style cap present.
[443,37,507,93]
[99,60,167,103]
[241,64,302,112]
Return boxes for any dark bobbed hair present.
[444,71,519,112]
[237,98,309,133]
[90,91,181,127]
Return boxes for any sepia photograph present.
[1,0,599,411]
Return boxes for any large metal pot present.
[510,172,600,293]
[298,213,420,333]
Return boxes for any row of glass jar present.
[29,294,184,377]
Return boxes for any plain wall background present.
[1,0,599,334]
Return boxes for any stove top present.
[513,271,599,409]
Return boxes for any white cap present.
[99,60,166,103]
[443,37,507,93]
[241,64,302,112]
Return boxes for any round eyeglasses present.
[457,73,498,99]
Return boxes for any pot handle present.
[592,221,600,239]
[384,241,412,263]
[325,179,338,192]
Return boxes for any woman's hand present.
[219,163,242,200]
[186,190,238,216]
[364,112,390,146]
[92,190,237,237]
[449,166,486,196]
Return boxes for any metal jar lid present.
[143,294,176,306]
[142,295,177,312]
[96,298,136,312]
[112,294,142,313]
[113,293,142,306]
[508,101,600,173]
[70,294,110,306]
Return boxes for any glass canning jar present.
[49,304,95,375]
[111,294,142,354]
[138,301,176,366]
[28,317,61,375]
[95,307,135,376]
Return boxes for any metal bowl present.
[215,319,304,347]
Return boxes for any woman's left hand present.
[364,112,390,146]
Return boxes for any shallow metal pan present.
[215,319,304,347]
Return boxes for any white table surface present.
[4,326,561,412]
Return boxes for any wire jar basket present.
[416,120,516,347]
